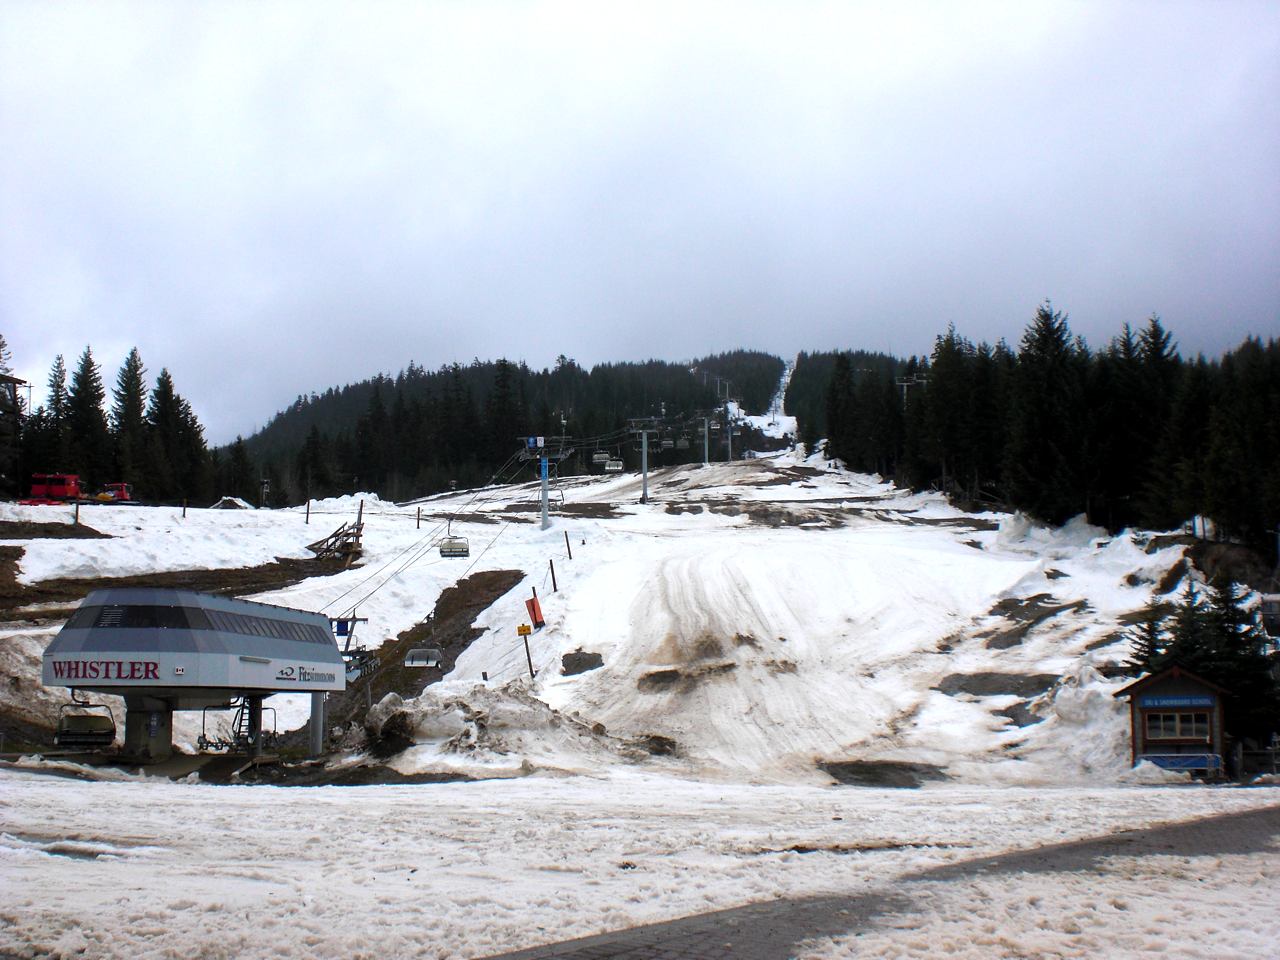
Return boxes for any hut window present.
[1145,712,1210,740]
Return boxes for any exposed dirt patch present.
[636,734,679,756]
[1084,631,1128,651]
[1115,603,1175,626]
[1156,559,1189,593]
[664,503,705,515]
[0,521,112,540]
[1044,568,1068,580]
[1186,540,1273,590]
[308,569,526,744]
[636,668,681,692]
[0,553,355,618]
[936,672,1060,698]
[994,701,1043,727]
[702,500,846,529]
[636,661,737,693]
[819,760,948,788]
[561,650,604,675]
[732,633,760,649]
[980,595,1089,649]
[693,636,724,659]
[501,501,624,519]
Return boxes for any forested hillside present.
[7,308,1277,567]
[242,356,728,502]
[794,305,1280,564]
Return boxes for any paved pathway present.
[483,802,1280,960]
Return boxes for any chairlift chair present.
[405,647,444,669]
[605,458,624,473]
[591,450,610,465]
[55,696,116,750]
[660,438,674,450]
[676,436,690,450]
[439,518,470,558]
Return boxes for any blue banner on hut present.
[1113,666,1228,778]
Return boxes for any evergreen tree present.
[0,335,19,496]
[46,354,71,467]
[66,346,111,484]
[111,348,149,492]
[823,355,856,464]
[1124,599,1172,674]
[145,369,211,502]
[1003,303,1088,524]
[225,437,256,504]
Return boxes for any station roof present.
[43,588,345,701]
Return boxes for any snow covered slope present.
[2,455,1188,784]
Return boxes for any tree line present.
[798,304,1280,564]
[9,344,219,504]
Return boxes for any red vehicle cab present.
[20,473,88,505]
[98,482,134,502]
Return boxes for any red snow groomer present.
[20,473,89,506]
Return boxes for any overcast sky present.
[2,1,1277,444]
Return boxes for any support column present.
[247,695,264,759]
[309,691,325,758]
[641,431,649,504]
[123,696,174,763]
[540,453,550,530]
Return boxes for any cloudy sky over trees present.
[2,1,1276,442]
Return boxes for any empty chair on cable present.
[660,438,674,450]
[439,519,470,558]
[605,458,624,473]
[676,436,690,449]
[55,697,116,750]
[591,450,610,464]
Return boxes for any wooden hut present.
[1112,666,1228,777]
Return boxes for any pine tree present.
[1124,599,1171,673]
[1003,303,1088,524]
[66,346,111,484]
[46,354,71,467]
[145,369,210,501]
[111,348,149,492]
[1163,582,1216,673]
[226,436,256,503]
[823,354,856,464]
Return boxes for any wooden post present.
[73,501,80,525]
[182,499,187,519]
[549,558,558,593]
[306,499,311,524]
[417,506,421,529]
[531,585,537,599]
[523,635,535,679]
[564,530,573,560]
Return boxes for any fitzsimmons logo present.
[51,660,159,681]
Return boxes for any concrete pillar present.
[309,692,325,758]
[123,696,174,763]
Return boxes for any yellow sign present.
[517,623,532,637]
